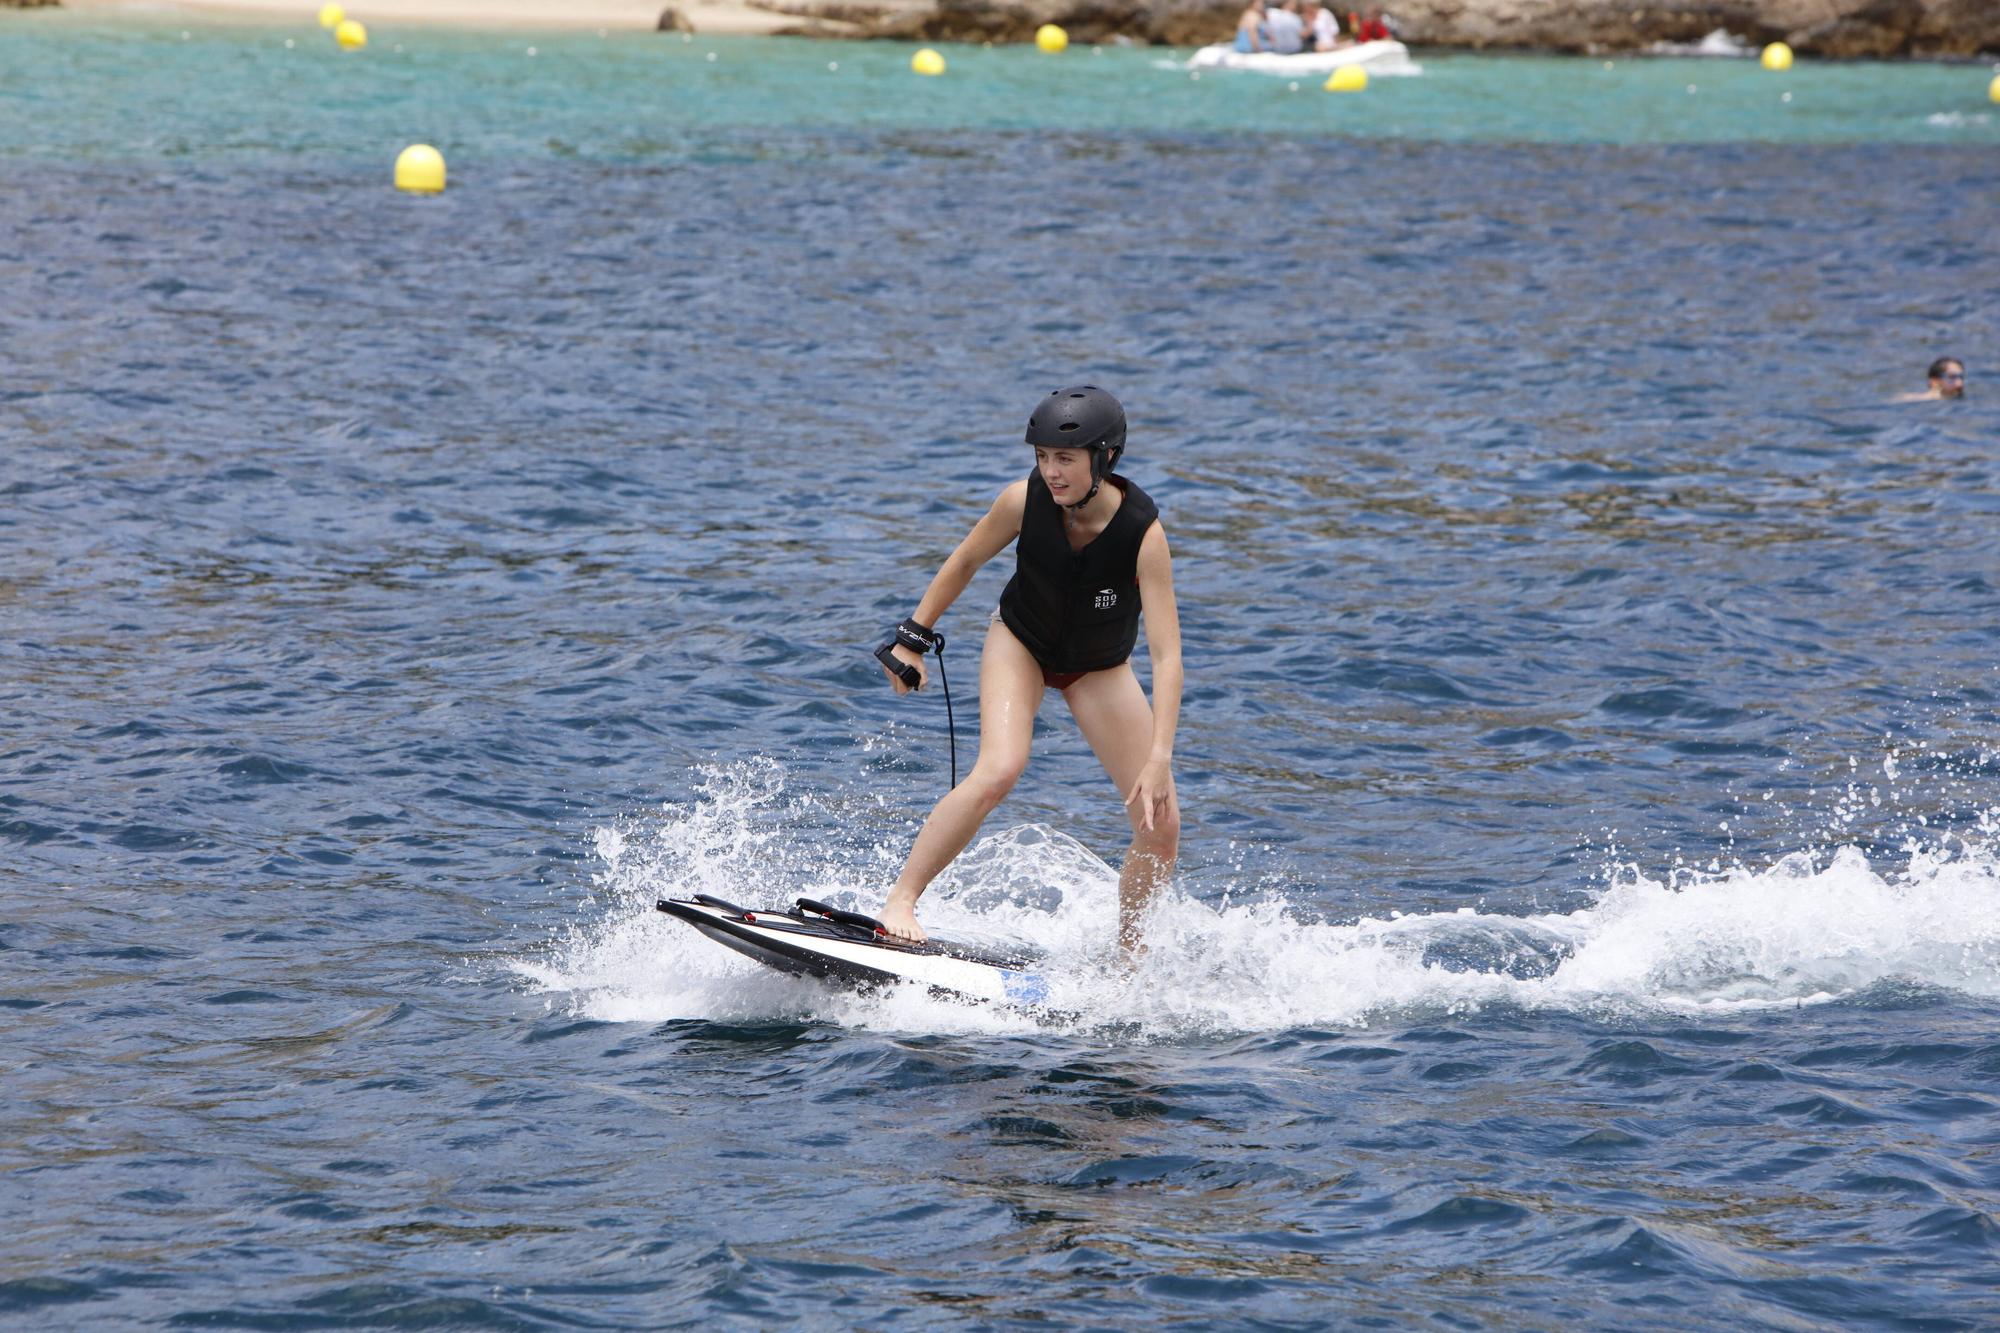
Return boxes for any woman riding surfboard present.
[876,386,1182,952]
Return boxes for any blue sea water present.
[4,14,2000,1329]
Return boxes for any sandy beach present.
[62,0,795,34]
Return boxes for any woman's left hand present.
[1124,758,1175,832]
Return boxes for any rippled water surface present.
[5,17,2000,1330]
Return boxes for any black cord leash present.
[935,640,955,789]
[874,619,958,790]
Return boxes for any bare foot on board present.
[879,896,928,944]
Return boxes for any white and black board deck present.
[657,894,1053,1009]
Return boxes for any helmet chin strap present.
[1059,446,1112,512]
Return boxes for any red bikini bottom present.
[988,608,1096,691]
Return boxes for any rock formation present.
[750,0,2000,57]
[1369,0,1999,58]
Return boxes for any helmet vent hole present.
[1059,422,1078,431]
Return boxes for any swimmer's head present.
[1928,357,1965,400]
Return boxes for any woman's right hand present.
[883,644,928,694]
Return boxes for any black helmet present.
[1025,385,1126,508]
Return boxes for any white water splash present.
[514,762,2000,1037]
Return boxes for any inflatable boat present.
[1185,38,1420,78]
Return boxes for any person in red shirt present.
[1348,5,1393,41]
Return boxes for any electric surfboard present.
[657,894,1052,1009]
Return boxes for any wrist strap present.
[874,641,920,688]
[895,618,940,654]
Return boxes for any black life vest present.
[998,471,1159,674]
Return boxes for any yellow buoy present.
[317,2,344,29]
[1324,65,1367,93]
[911,47,946,76]
[335,18,367,50]
[1760,41,1793,72]
[395,143,445,194]
[1990,72,2000,104]
[1035,24,1069,54]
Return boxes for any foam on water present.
[518,762,2000,1037]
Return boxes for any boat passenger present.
[1895,356,1966,402]
[876,386,1183,953]
[1265,0,1306,55]
[1233,0,1267,52]
[1348,5,1393,41]
[1303,1,1342,50]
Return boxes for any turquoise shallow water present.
[3,15,1999,156]
[6,13,2000,1332]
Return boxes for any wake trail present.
[513,760,2000,1037]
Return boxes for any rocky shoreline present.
[750,0,1998,59]
[18,0,1997,57]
